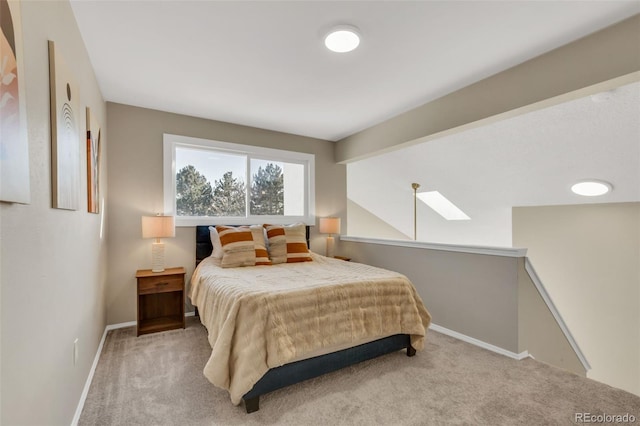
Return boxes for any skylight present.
[416,191,470,221]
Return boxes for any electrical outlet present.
[73,338,79,365]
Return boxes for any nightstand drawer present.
[138,275,183,294]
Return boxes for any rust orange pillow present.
[247,225,271,266]
[215,225,256,268]
[263,223,311,264]
[215,225,272,267]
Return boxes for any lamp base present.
[151,241,165,272]
[326,236,335,258]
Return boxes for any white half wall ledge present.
[340,235,527,258]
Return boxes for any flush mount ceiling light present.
[571,180,612,197]
[324,26,360,53]
[416,191,471,221]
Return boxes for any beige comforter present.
[190,253,431,405]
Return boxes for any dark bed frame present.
[195,225,416,413]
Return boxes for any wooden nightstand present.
[136,267,185,336]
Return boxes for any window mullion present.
[245,155,250,218]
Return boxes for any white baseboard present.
[429,323,530,361]
[71,324,110,426]
[106,321,137,331]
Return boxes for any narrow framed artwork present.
[0,0,30,204]
[86,107,100,213]
[48,40,80,210]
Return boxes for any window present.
[163,134,315,226]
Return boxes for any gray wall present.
[106,102,346,324]
[339,241,520,352]
[340,240,588,377]
[0,1,108,424]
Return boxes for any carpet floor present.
[79,317,640,425]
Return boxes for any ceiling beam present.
[336,14,640,164]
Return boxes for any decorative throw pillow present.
[215,225,256,268]
[263,224,287,264]
[208,226,223,259]
[263,223,312,264]
[248,225,272,266]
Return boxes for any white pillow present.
[208,226,223,259]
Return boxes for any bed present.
[190,225,431,413]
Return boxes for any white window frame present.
[163,134,316,227]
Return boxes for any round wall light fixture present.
[571,180,612,197]
[324,26,360,53]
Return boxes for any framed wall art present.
[86,107,101,213]
[0,0,30,204]
[48,40,80,210]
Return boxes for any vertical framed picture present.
[49,40,80,210]
[86,107,101,214]
[0,0,30,204]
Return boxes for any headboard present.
[195,225,311,265]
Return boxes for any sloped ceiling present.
[70,1,639,141]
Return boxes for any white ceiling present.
[70,1,640,141]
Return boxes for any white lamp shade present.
[142,215,175,239]
[319,217,341,235]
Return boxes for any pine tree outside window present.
[250,161,284,216]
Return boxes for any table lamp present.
[141,215,175,272]
[319,217,341,258]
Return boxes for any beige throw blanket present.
[190,253,431,405]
